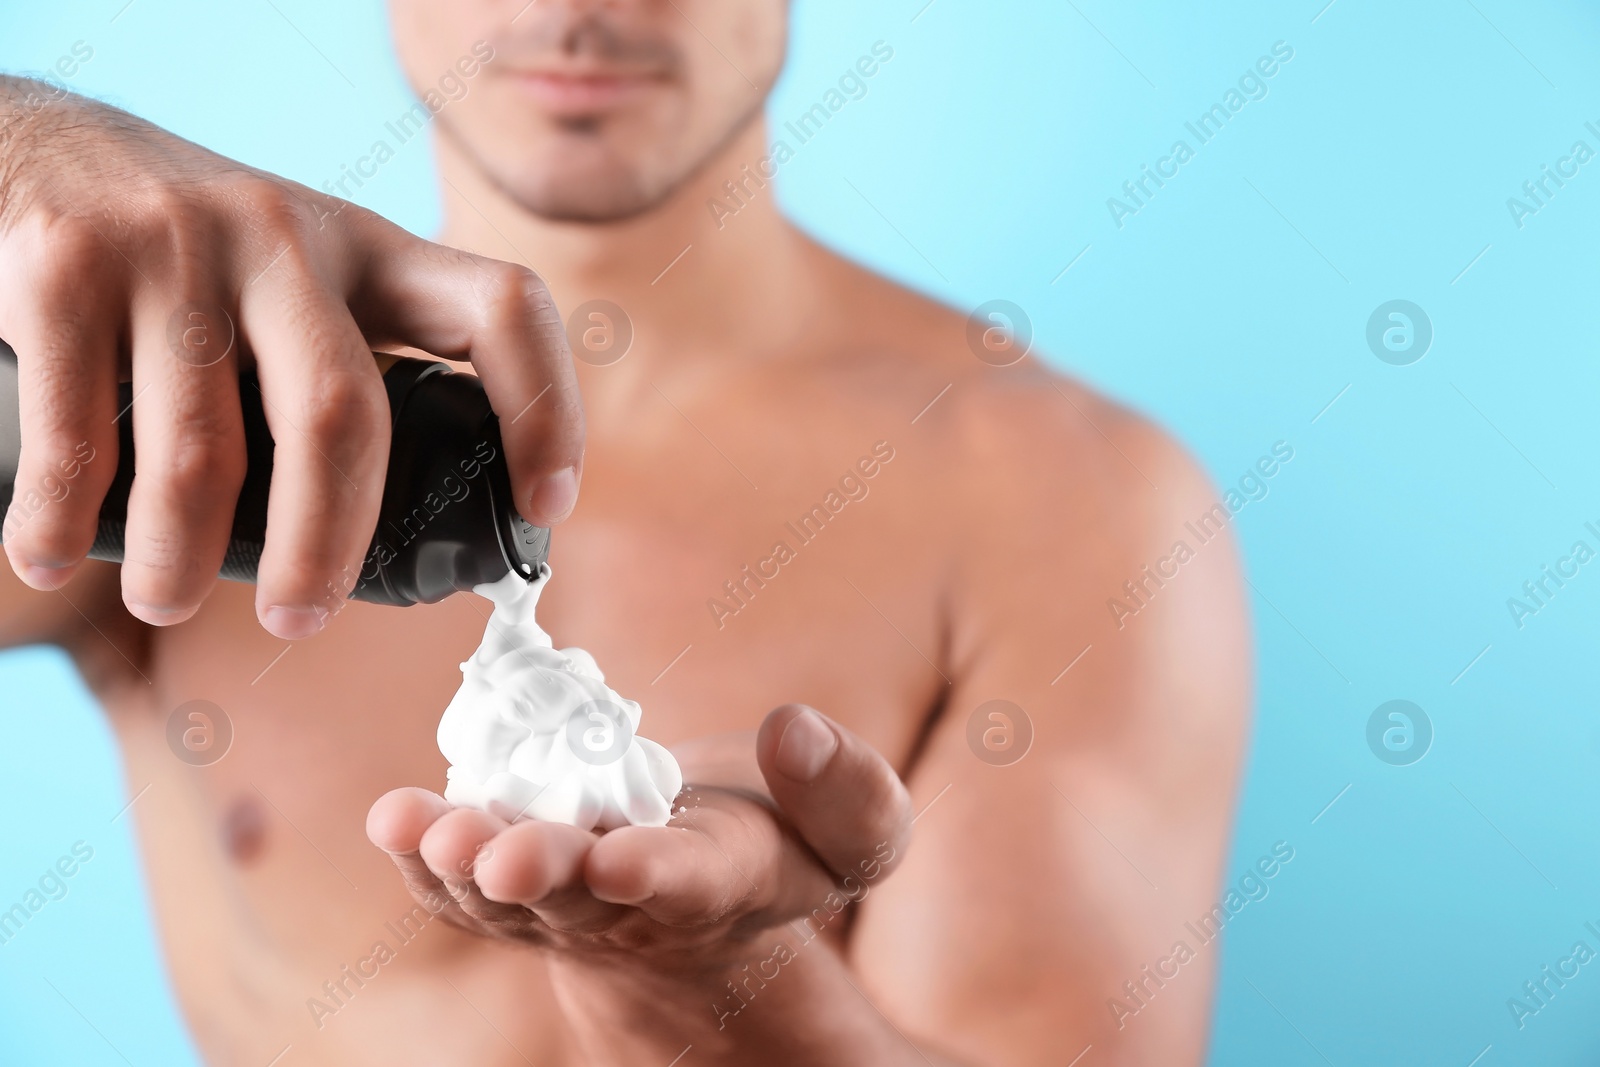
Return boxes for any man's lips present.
[508,70,663,115]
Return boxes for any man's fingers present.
[354,230,585,527]
[585,797,841,931]
[376,798,522,929]
[474,819,624,934]
[241,263,389,639]
[0,217,122,589]
[119,288,246,625]
[417,806,507,888]
[367,786,453,852]
[366,788,475,917]
[756,705,914,885]
[473,818,595,907]
[417,807,567,932]
[586,816,758,927]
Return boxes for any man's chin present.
[438,116,682,224]
[516,187,670,225]
[483,164,682,225]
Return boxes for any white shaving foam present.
[437,565,682,831]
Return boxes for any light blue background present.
[3,0,1599,1063]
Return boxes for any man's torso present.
[83,267,1030,1065]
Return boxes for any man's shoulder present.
[819,268,1215,537]
[939,366,1220,578]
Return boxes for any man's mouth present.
[508,68,664,116]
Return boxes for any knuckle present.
[298,368,382,443]
[154,428,246,504]
[24,214,104,300]
[161,220,218,285]
[130,186,200,251]
[318,193,378,234]
[548,391,585,438]
[507,379,583,446]
[516,401,582,454]
[147,184,198,229]
[479,262,551,324]
[221,178,324,282]
[256,238,320,292]
[121,524,189,583]
[231,176,313,237]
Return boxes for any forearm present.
[548,939,970,1067]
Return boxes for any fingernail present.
[17,563,73,591]
[529,467,579,525]
[592,883,655,906]
[262,605,327,640]
[774,708,839,784]
[125,600,198,626]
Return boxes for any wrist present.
[545,929,923,1067]
[546,939,785,1041]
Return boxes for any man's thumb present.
[756,705,913,885]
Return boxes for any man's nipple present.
[221,794,268,865]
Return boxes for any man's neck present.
[431,119,818,380]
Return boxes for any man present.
[0,2,1249,1063]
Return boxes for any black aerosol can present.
[0,340,549,606]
